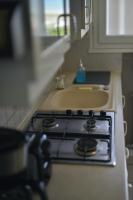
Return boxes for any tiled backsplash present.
[0,106,30,129]
[0,72,57,130]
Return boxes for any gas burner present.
[42,118,59,129]
[27,111,115,166]
[84,118,96,131]
[74,138,97,157]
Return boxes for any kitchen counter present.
[39,71,116,112]
[39,71,129,200]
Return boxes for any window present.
[45,0,64,36]
[30,0,70,37]
[89,0,133,52]
[106,0,133,36]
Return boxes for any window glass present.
[106,0,133,36]
[30,0,70,37]
[45,0,64,36]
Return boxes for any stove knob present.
[66,109,72,115]
[43,161,52,185]
[77,110,83,115]
[40,135,50,152]
[100,111,106,116]
[41,139,50,150]
[41,139,50,159]
[89,110,94,117]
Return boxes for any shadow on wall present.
[62,31,122,72]
[122,53,133,145]
[61,32,90,71]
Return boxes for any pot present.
[0,127,27,177]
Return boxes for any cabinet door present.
[0,0,70,106]
[89,0,133,52]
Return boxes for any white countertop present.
[42,72,129,200]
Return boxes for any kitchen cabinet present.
[0,0,91,106]
[0,0,71,106]
[89,0,133,52]
[38,71,129,200]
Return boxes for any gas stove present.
[26,110,116,166]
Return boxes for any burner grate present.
[26,111,115,166]
[74,138,97,157]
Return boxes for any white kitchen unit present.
[37,71,129,200]
[0,0,71,106]
[89,0,133,53]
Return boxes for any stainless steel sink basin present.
[51,85,109,109]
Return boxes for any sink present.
[51,85,109,109]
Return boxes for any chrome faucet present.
[57,13,78,41]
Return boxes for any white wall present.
[63,33,122,72]
[83,53,122,71]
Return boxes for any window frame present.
[89,0,133,53]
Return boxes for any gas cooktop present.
[26,110,116,166]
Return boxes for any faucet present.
[57,13,78,41]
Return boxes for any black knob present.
[41,139,50,160]
[43,162,52,185]
[66,109,72,115]
[100,111,106,116]
[89,110,94,117]
[77,110,83,115]
[41,139,50,149]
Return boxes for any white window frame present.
[89,0,133,53]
